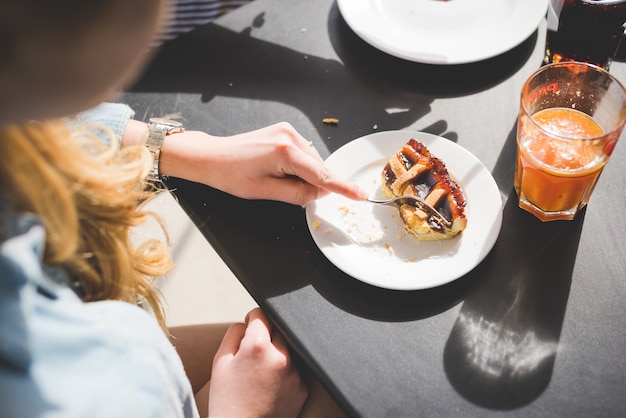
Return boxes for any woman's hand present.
[208,308,308,418]
[159,122,368,205]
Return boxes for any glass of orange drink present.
[515,62,626,221]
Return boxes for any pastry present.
[381,139,467,240]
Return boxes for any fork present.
[367,196,451,227]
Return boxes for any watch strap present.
[146,118,184,182]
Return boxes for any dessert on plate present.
[381,138,467,241]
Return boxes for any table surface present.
[122,1,626,416]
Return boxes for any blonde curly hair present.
[0,119,172,332]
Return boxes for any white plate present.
[305,131,503,290]
[337,0,548,64]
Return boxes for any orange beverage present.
[514,62,626,222]
[515,108,606,220]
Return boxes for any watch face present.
[150,117,183,129]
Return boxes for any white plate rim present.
[337,0,549,65]
[305,130,503,290]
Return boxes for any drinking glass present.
[545,0,626,70]
[514,62,626,221]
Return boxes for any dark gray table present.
[122,1,626,416]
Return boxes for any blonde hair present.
[0,119,172,331]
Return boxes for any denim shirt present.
[0,103,199,418]
[71,101,135,148]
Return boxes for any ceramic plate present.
[337,0,548,64]
[305,131,503,290]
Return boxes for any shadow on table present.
[442,193,584,410]
[441,115,582,409]
[132,0,566,330]
[127,3,536,152]
[309,255,486,322]
[127,18,431,151]
[167,175,485,322]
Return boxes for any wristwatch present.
[146,117,184,182]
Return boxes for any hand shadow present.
[443,192,585,410]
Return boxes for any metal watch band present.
[146,118,184,182]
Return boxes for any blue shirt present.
[0,103,199,418]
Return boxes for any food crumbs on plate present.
[311,219,321,230]
[323,117,339,125]
[407,257,417,262]
[324,228,334,234]
[383,243,393,254]
[338,205,350,216]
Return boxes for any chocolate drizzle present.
[381,138,467,240]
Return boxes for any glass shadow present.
[443,192,585,409]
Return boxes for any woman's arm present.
[123,119,368,205]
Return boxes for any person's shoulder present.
[0,211,197,417]
[54,296,185,379]
[1,293,197,418]
[84,298,180,362]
